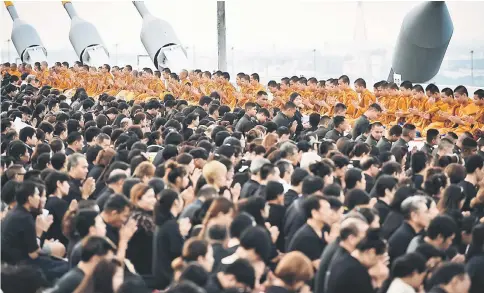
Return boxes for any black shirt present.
[65,177,83,204]
[314,241,346,293]
[44,196,69,246]
[267,203,286,252]
[153,217,184,289]
[381,210,404,240]
[1,205,39,264]
[65,147,76,156]
[412,174,424,190]
[374,199,391,226]
[105,222,120,246]
[211,243,232,274]
[283,196,307,251]
[326,252,374,293]
[205,274,224,293]
[364,173,375,194]
[284,189,299,208]
[458,180,478,211]
[96,187,115,211]
[388,221,417,262]
[240,179,260,199]
[48,267,85,293]
[351,115,370,139]
[324,129,344,143]
[376,137,392,153]
[288,223,327,261]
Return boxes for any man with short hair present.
[240,158,270,199]
[365,122,384,147]
[96,170,128,211]
[406,215,458,254]
[65,132,84,156]
[377,124,402,153]
[65,154,94,203]
[351,103,382,139]
[391,123,416,152]
[388,196,430,262]
[421,129,440,156]
[459,154,484,211]
[273,102,298,134]
[235,102,257,133]
[325,116,349,143]
[1,181,69,281]
[48,236,116,293]
[19,126,38,155]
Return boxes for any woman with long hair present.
[126,183,157,276]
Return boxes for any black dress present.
[127,208,155,276]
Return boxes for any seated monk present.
[354,78,376,117]
[8,63,21,77]
[236,74,253,106]
[249,73,266,94]
[423,87,459,134]
[338,75,359,120]
[406,84,428,130]
[448,86,481,135]
[394,81,412,124]
[199,71,216,96]
[380,82,400,125]
[472,90,484,132]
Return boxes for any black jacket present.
[388,221,418,263]
[351,115,370,139]
[324,129,344,143]
[152,214,184,289]
[283,196,307,251]
[240,179,260,199]
[391,137,409,152]
[420,143,435,156]
[127,208,155,276]
[235,114,255,133]
[365,135,378,147]
[376,137,392,153]
[273,111,291,128]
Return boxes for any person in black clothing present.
[381,185,414,240]
[391,123,416,153]
[370,175,398,226]
[284,176,324,251]
[365,122,384,147]
[182,113,200,141]
[377,125,402,153]
[65,131,84,156]
[49,236,116,293]
[458,154,483,211]
[204,258,256,293]
[314,215,369,293]
[235,102,257,134]
[427,263,471,293]
[313,115,331,140]
[96,170,127,211]
[207,224,232,273]
[19,126,38,156]
[66,153,95,203]
[265,181,287,252]
[100,194,132,247]
[44,171,72,246]
[361,157,380,193]
[0,264,49,293]
[1,181,69,281]
[324,116,349,143]
[351,103,382,139]
[240,158,269,199]
[284,168,308,208]
[388,196,430,263]
[273,102,297,133]
[126,183,157,277]
[326,229,387,293]
[153,189,188,290]
[288,195,332,267]
[421,129,440,157]
[411,151,429,190]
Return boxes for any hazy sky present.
[1,0,483,56]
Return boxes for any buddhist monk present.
[236,74,252,106]
[250,73,266,94]
[354,78,376,117]
[199,71,216,96]
[449,86,480,135]
[472,89,484,131]
[394,80,412,124]
[179,69,190,85]
[406,84,428,129]
[424,87,458,134]
[337,75,359,120]
[219,72,237,109]
[380,82,400,125]
[8,63,21,77]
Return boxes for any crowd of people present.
[1,60,484,293]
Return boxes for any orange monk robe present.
[380,95,401,125]
[472,107,484,132]
[449,100,481,135]
[148,78,166,96]
[8,69,21,77]
[423,100,458,133]
[355,89,376,117]
[394,94,411,124]
[236,85,253,107]
[341,89,359,120]
[199,80,216,96]
[314,91,331,115]
[300,89,317,114]
[36,69,50,86]
[406,96,429,129]
[220,81,237,109]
